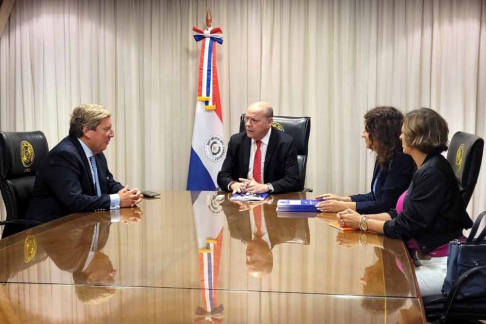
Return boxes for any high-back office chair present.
[446,131,484,207]
[239,115,311,191]
[424,131,485,323]
[0,131,49,222]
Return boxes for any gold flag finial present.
[206,10,212,28]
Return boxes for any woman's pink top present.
[395,190,450,258]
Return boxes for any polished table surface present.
[0,191,426,323]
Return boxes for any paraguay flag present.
[192,191,224,322]
[187,26,225,190]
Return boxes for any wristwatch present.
[360,215,369,231]
[266,183,274,193]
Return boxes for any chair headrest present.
[0,131,49,179]
[239,115,311,155]
[447,131,484,186]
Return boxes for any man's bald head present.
[248,101,273,119]
[246,237,273,278]
[244,102,274,140]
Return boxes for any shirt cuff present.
[266,183,274,193]
[110,194,120,210]
[110,210,121,222]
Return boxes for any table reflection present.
[335,231,414,316]
[192,191,225,321]
[222,197,310,278]
[0,191,425,323]
[1,208,142,305]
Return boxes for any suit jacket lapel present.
[242,212,252,242]
[243,135,251,176]
[264,130,278,181]
[69,136,97,193]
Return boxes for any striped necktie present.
[253,140,262,183]
[89,156,102,197]
[254,205,263,237]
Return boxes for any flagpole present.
[187,10,225,190]
[206,9,212,28]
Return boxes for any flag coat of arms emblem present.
[187,25,225,190]
[192,191,224,322]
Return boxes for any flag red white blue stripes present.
[192,192,224,322]
[187,26,225,190]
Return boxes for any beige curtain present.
[0,0,485,220]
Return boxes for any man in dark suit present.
[26,104,142,223]
[217,101,301,194]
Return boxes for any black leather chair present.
[424,132,485,323]
[0,131,49,223]
[239,115,311,191]
[446,131,484,207]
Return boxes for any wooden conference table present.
[0,191,426,323]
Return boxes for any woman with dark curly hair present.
[316,106,415,213]
[337,108,473,296]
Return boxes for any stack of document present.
[276,199,319,212]
[230,193,269,201]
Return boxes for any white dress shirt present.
[81,212,120,271]
[78,139,120,209]
[249,207,272,249]
[247,127,272,182]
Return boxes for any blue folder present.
[276,199,319,212]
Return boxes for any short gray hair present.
[253,101,273,119]
[69,104,111,138]
[263,106,274,119]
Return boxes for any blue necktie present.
[89,156,102,197]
